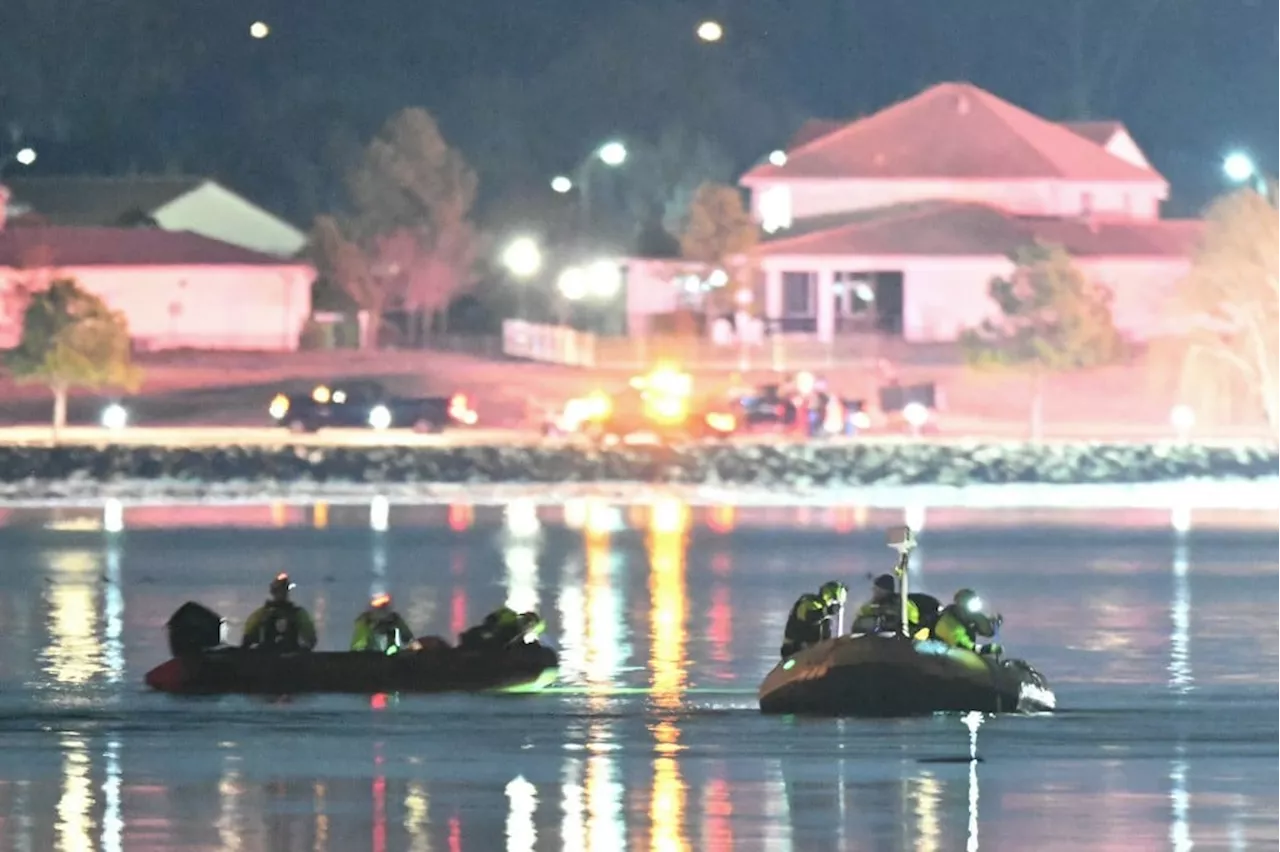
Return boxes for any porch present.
[762,266,907,343]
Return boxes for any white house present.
[737,81,1202,344]
[2,175,309,258]
[0,185,315,351]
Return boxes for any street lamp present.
[557,267,589,301]
[1223,151,1256,184]
[557,140,629,241]
[501,236,542,279]
[1222,149,1275,201]
[696,20,724,42]
[768,149,787,167]
[0,145,36,176]
[250,21,270,38]
[597,141,627,167]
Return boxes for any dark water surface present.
[0,500,1276,852]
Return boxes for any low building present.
[0,186,315,351]
[2,175,308,258]
[737,81,1202,344]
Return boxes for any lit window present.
[759,186,792,233]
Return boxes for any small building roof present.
[746,82,1163,184]
[1059,120,1126,147]
[0,226,303,267]
[2,176,209,227]
[757,201,1202,259]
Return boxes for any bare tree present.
[1165,190,1279,429]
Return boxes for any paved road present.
[0,426,544,448]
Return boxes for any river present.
[0,499,1275,851]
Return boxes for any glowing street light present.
[551,175,573,193]
[585,260,622,298]
[1223,151,1256,184]
[14,147,36,166]
[557,267,589,301]
[250,21,270,39]
[768,149,787,167]
[696,20,724,42]
[597,141,627,167]
[501,236,542,279]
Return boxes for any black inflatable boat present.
[759,525,1055,717]
[145,602,559,696]
[757,630,1055,716]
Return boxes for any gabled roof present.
[757,201,1201,259]
[745,82,1164,184]
[2,176,208,227]
[0,226,302,268]
[787,119,844,150]
[1060,121,1125,147]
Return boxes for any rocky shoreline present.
[0,441,1272,493]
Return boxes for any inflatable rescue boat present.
[758,525,1055,717]
[145,602,559,696]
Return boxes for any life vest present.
[255,602,302,650]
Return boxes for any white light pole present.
[565,140,628,240]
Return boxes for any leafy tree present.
[1164,189,1278,429]
[312,108,480,347]
[961,242,1127,440]
[679,183,759,316]
[4,279,141,436]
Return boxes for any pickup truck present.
[268,380,478,433]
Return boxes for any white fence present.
[501,320,598,367]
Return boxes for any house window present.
[834,272,876,314]
[759,186,792,233]
[780,271,815,316]
[1081,192,1094,215]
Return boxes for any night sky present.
[1,0,1276,224]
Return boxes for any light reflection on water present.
[0,500,1276,852]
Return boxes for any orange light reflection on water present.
[647,498,689,852]
[700,775,734,851]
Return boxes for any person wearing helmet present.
[351,593,415,654]
[459,606,547,650]
[933,588,1003,656]
[242,573,317,651]
[850,574,922,635]
[780,581,847,659]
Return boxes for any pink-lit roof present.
[1060,120,1125,147]
[758,201,1202,258]
[0,226,297,267]
[746,82,1164,183]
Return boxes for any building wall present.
[0,264,315,350]
[623,258,715,335]
[759,253,1188,344]
[154,183,309,258]
[746,178,1167,226]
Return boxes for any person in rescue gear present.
[459,607,546,650]
[933,588,1003,655]
[350,593,415,654]
[241,573,317,651]
[779,581,847,659]
[850,574,922,635]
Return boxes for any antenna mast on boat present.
[887,525,916,637]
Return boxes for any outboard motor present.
[166,602,226,657]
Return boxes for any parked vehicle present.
[268,380,478,433]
